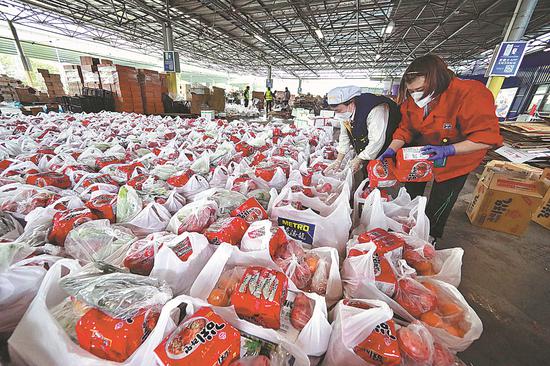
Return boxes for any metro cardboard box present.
[467,161,545,236]
[532,168,550,230]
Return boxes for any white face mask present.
[410,91,433,108]
[335,111,353,119]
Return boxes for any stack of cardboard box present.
[0,74,24,102]
[467,161,550,235]
[63,64,84,96]
[15,87,38,103]
[138,69,164,114]
[80,56,102,89]
[98,64,143,113]
[209,86,225,112]
[159,73,169,95]
[37,69,66,99]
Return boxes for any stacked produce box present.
[37,69,66,98]
[138,69,164,114]
[63,64,84,96]
[98,64,144,113]
[80,56,102,89]
[0,111,480,366]
[0,74,24,102]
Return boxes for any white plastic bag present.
[150,232,214,295]
[0,255,62,332]
[322,300,394,366]
[8,259,172,366]
[268,185,352,255]
[358,187,430,242]
[190,243,332,357]
[162,190,186,214]
[122,202,171,237]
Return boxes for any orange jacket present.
[393,78,503,182]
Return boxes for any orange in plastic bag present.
[154,307,240,366]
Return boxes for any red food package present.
[373,253,398,297]
[115,161,144,180]
[300,169,314,186]
[236,142,254,157]
[48,208,96,246]
[127,174,154,190]
[255,165,276,182]
[154,307,240,366]
[251,152,266,166]
[167,169,194,187]
[394,147,434,183]
[82,174,119,188]
[290,292,314,330]
[343,300,401,366]
[394,277,437,318]
[231,266,288,329]
[76,307,160,362]
[358,228,405,260]
[85,193,117,223]
[367,159,397,188]
[204,217,250,246]
[96,156,125,169]
[230,197,268,224]
[26,172,71,189]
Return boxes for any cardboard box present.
[532,168,550,230]
[467,162,546,236]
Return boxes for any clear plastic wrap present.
[167,199,218,234]
[59,272,173,319]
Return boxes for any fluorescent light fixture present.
[255,34,266,43]
[385,20,395,34]
[375,53,381,60]
[315,28,324,39]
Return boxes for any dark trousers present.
[266,100,273,113]
[244,99,249,107]
[405,174,469,239]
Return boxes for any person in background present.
[265,86,274,113]
[283,87,291,107]
[324,86,401,175]
[243,86,250,107]
[378,54,503,241]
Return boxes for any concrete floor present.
[437,171,550,365]
[1,168,549,365]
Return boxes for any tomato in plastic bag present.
[229,355,271,366]
[230,197,268,224]
[26,171,72,189]
[167,169,195,187]
[403,243,436,276]
[85,193,117,223]
[155,307,240,366]
[76,307,160,362]
[396,325,432,364]
[394,278,437,318]
[231,266,288,329]
[290,292,314,331]
[204,217,249,246]
[48,208,97,246]
[432,343,456,366]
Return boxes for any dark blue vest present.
[346,93,401,155]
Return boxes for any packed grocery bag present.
[357,188,430,242]
[8,259,173,366]
[190,243,332,357]
[268,183,352,255]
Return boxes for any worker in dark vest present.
[243,86,250,107]
[324,86,401,174]
[265,87,274,113]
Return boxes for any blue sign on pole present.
[163,51,180,72]
[488,41,527,77]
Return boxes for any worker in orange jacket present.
[378,54,503,241]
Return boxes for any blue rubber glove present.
[377,148,396,160]
[421,145,456,161]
